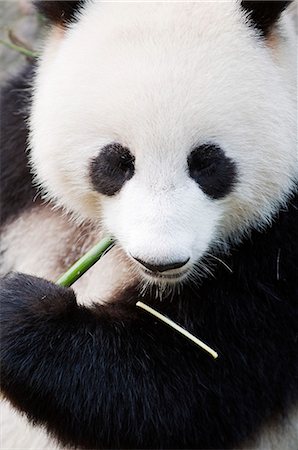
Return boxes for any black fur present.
[241,1,292,36]
[188,144,238,199]
[1,193,297,449]
[0,65,37,227]
[90,143,135,196]
[34,1,86,25]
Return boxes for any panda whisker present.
[205,252,233,273]
[192,259,216,282]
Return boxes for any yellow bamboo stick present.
[136,301,218,359]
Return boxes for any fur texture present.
[34,1,86,25]
[187,143,238,200]
[0,66,37,227]
[241,1,292,35]
[90,143,135,196]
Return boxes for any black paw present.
[0,272,77,318]
[0,273,78,354]
[0,272,79,403]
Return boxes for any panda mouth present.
[141,267,189,282]
[128,254,190,283]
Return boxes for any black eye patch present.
[187,144,237,199]
[90,143,135,196]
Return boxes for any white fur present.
[0,206,135,305]
[29,1,297,280]
[244,407,298,450]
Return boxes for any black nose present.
[133,257,190,273]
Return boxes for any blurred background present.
[0,0,43,84]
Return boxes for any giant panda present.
[0,1,297,449]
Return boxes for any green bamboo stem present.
[0,39,38,58]
[56,236,114,287]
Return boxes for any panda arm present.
[0,272,207,449]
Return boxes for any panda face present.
[29,2,297,282]
[91,141,237,282]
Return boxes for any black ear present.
[241,1,292,36]
[34,1,85,25]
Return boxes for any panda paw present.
[0,272,78,327]
[0,273,81,422]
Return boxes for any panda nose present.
[133,257,190,273]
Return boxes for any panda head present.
[29,1,297,283]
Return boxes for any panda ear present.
[34,1,85,25]
[241,1,292,36]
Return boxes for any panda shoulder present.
[0,65,36,227]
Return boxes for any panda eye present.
[187,143,237,199]
[90,143,135,196]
